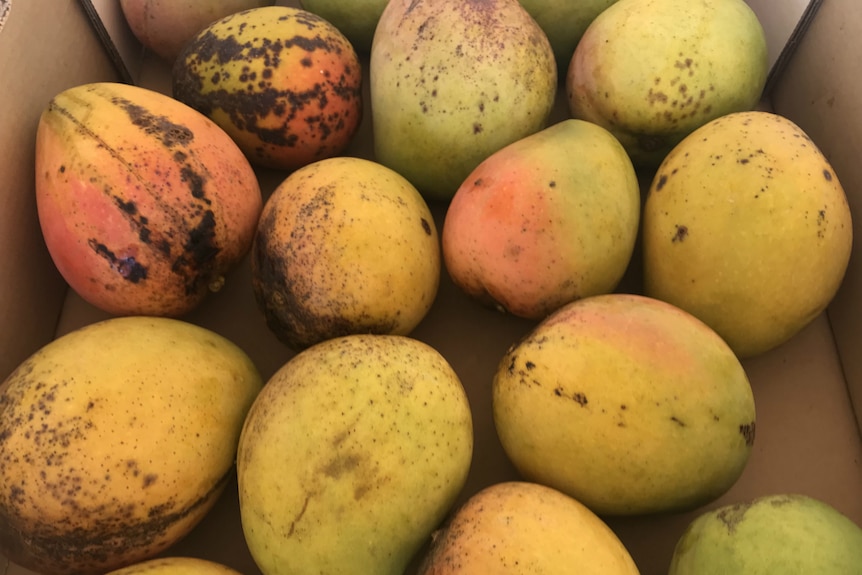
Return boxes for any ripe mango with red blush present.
[442,119,640,320]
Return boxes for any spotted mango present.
[171,6,363,171]
[34,81,262,317]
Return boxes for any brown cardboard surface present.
[0,0,119,381]
[2,1,862,575]
[770,0,862,437]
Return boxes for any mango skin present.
[106,556,246,575]
[251,156,440,350]
[370,0,557,201]
[119,0,275,63]
[172,6,363,171]
[237,334,473,575]
[567,0,768,167]
[299,0,388,54]
[0,317,263,575]
[35,82,262,317]
[642,111,853,358]
[418,481,640,575]
[518,0,619,73]
[492,293,756,516]
[669,494,862,574]
[442,119,640,320]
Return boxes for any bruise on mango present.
[251,191,399,350]
[172,7,363,171]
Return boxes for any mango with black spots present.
[35,81,262,317]
[251,156,440,350]
[567,0,768,167]
[642,111,853,358]
[492,293,756,516]
[0,316,263,575]
[172,5,363,171]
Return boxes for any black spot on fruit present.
[112,98,194,148]
[672,225,688,243]
[88,240,148,283]
[716,502,750,533]
[824,169,833,181]
[739,421,756,446]
[421,218,432,235]
[656,174,668,191]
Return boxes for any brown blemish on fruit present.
[672,225,688,243]
[739,421,756,446]
[112,98,194,148]
[421,218,432,235]
[251,190,398,350]
[573,392,588,407]
[647,89,668,105]
[88,239,148,283]
[0,369,233,575]
[824,168,833,181]
[716,501,750,533]
[287,495,310,537]
[656,174,668,191]
[670,416,686,427]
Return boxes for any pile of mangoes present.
[0,0,860,574]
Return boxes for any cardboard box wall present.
[1,1,861,574]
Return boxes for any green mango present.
[370,0,557,201]
[299,0,388,54]
[567,0,768,168]
[518,0,620,73]
[670,494,862,573]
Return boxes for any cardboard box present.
[1,0,860,574]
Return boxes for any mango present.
[172,6,363,171]
[35,81,262,317]
[669,494,862,573]
[251,156,440,350]
[417,481,640,575]
[492,293,756,516]
[237,334,473,575]
[518,0,620,73]
[642,111,853,358]
[299,0,387,54]
[106,556,246,575]
[442,119,640,320]
[567,0,768,167]
[370,0,557,201]
[119,0,275,63]
[0,317,263,575]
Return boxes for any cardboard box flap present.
[0,0,120,381]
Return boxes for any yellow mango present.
[493,293,755,516]
[251,156,440,350]
[0,317,263,575]
[237,334,473,575]
[642,111,853,358]
[418,481,640,574]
